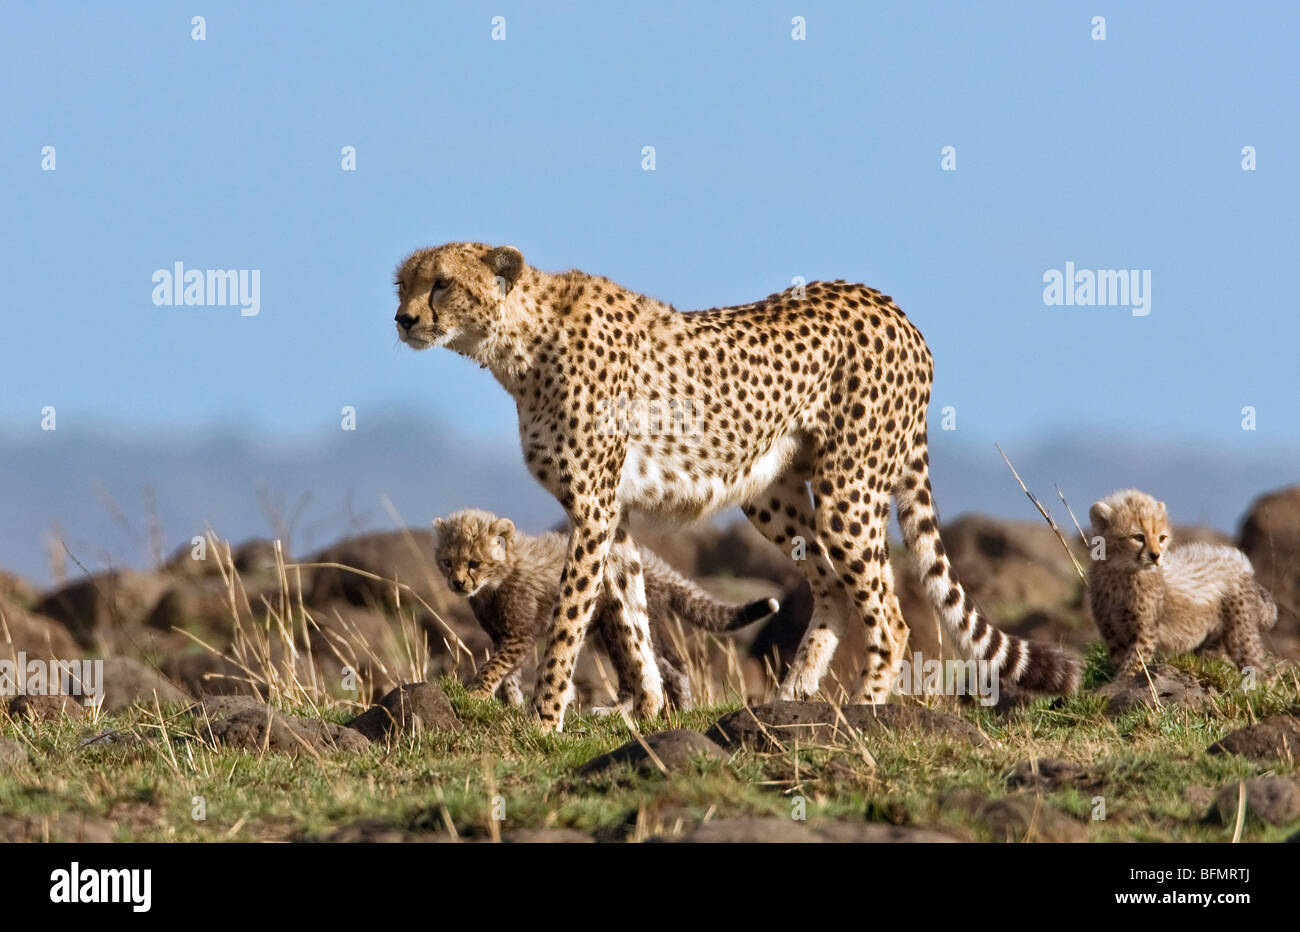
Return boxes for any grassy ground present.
[2,647,1297,843]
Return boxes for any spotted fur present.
[1088,489,1277,676]
[395,242,1081,731]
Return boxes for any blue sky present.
[4,1,1298,454]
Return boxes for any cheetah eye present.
[1132,534,1145,544]
[467,560,480,570]
[1158,534,1168,543]
[440,559,451,569]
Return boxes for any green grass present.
[2,657,1297,842]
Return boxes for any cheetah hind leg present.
[740,474,849,701]
[850,556,908,704]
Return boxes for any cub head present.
[432,508,517,596]
[1089,489,1170,571]
[393,242,525,352]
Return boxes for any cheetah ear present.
[433,518,447,538]
[484,245,524,293]
[489,517,515,542]
[1089,501,1113,531]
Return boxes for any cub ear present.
[489,517,516,542]
[433,518,447,537]
[1089,501,1113,531]
[484,245,525,293]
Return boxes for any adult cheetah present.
[394,242,1080,731]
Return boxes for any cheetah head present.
[433,508,516,596]
[1089,489,1170,571]
[393,242,525,352]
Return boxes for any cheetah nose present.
[450,578,465,592]
[1149,552,1161,564]
[395,312,418,330]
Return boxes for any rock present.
[232,539,283,574]
[1238,485,1300,635]
[96,657,191,713]
[306,530,452,613]
[675,817,820,843]
[0,571,37,607]
[705,701,988,752]
[1183,785,1216,812]
[1008,757,1093,792]
[1213,777,1300,827]
[307,600,412,698]
[501,828,595,843]
[981,794,1088,842]
[162,651,258,698]
[667,817,957,843]
[812,823,960,843]
[1207,713,1300,761]
[1095,664,1214,715]
[347,682,462,741]
[145,577,274,638]
[943,790,1088,843]
[0,598,81,662]
[577,729,729,777]
[6,693,85,722]
[187,694,271,720]
[32,570,169,651]
[936,514,1082,613]
[0,736,28,768]
[202,705,370,754]
[0,813,116,843]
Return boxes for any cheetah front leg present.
[601,522,665,714]
[532,500,665,731]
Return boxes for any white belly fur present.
[618,432,801,519]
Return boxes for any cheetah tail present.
[894,447,1081,695]
[645,554,780,633]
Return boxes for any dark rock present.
[1238,485,1300,636]
[675,817,820,843]
[705,701,987,751]
[667,817,958,843]
[306,530,449,612]
[1207,713,1300,761]
[33,570,169,650]
[501,828,595,843]
[0,813,115,843]
[1212,777,1300,827]
[163,652,257,698]
[0,571,37,607]
[812,823,959,843]
[0,597,81,662]
[347,682,462,741]
[97,657,191,713]
[1008,757,1094,792]
[1095,664,1214,715]
[943,790,1088,842]
[6,693,85,722]
[202,705,369,754]
[577,729,728,777]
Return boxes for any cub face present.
[393,242,525,351]
[1090,489,1170,571]
[433,509,516,596]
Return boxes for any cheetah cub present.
[1087,489,1276,677]
[433,508,778,709]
